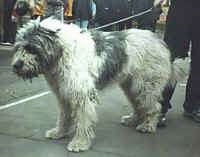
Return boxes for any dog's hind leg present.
[120,77,162,133]
[135,101,161,133]
[134,81,163,133]
[45,101,71,139]
[67,92,98,152]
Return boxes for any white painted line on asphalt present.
[0,91,51,111]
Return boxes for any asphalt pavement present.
[0,44,199,157]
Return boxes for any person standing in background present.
[132,0,162,32]
[64,0,74,20]
[73,0,96,31]
[3,0,17,44]
[30,0,46,19]
[11,0,46,34]
[159,1,200,126]
[45,0,64,20]
[0,0,4,42]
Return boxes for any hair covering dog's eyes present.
[24,44,39,54]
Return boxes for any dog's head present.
[11,17,63,80]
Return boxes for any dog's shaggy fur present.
[11,17,185,152]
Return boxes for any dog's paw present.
[120,113,138,127]
[45,127,67,139]
[136,122,156,133]
[67,137,92,152]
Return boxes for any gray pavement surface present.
[0,45,200,157]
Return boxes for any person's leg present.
[75,20,81,28]
[158,80,177,127]
[183,28,200,122]
[183,42,200,121]
[182,5,200,122]
[126,20,133,29]
[80,20,89,31]
[161,81,177,112]
[3,0,16,43]
[160,2,191,125]
[137,18,156,32]
[76,19,89,31]
[117,22,127,31]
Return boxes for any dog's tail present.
[171,58,190,83]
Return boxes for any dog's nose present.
[13,60,24,71]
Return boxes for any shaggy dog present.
[11,17,186,152]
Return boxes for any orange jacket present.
[31,0,46,16]
[64,0,74,17]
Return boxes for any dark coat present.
[164,1,200,60]
[94,0,161,31]
[73,0,92,20]
[132,0,154,14]
[132,0,162,29]
[94,0,132,25]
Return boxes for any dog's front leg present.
[67,93,98,152]
[46,102,70,139]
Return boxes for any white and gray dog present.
[11,17,187,152]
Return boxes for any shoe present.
[157,113,167,127]
[183,109,200,123]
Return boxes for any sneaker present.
[157,113,167,127]
[183,109,200,123]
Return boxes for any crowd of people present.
[1,0,164,43]
[1,0,200,128]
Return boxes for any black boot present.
[157,101,171,127]
[158,80,177,127]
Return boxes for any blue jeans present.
[75,20,89,31]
